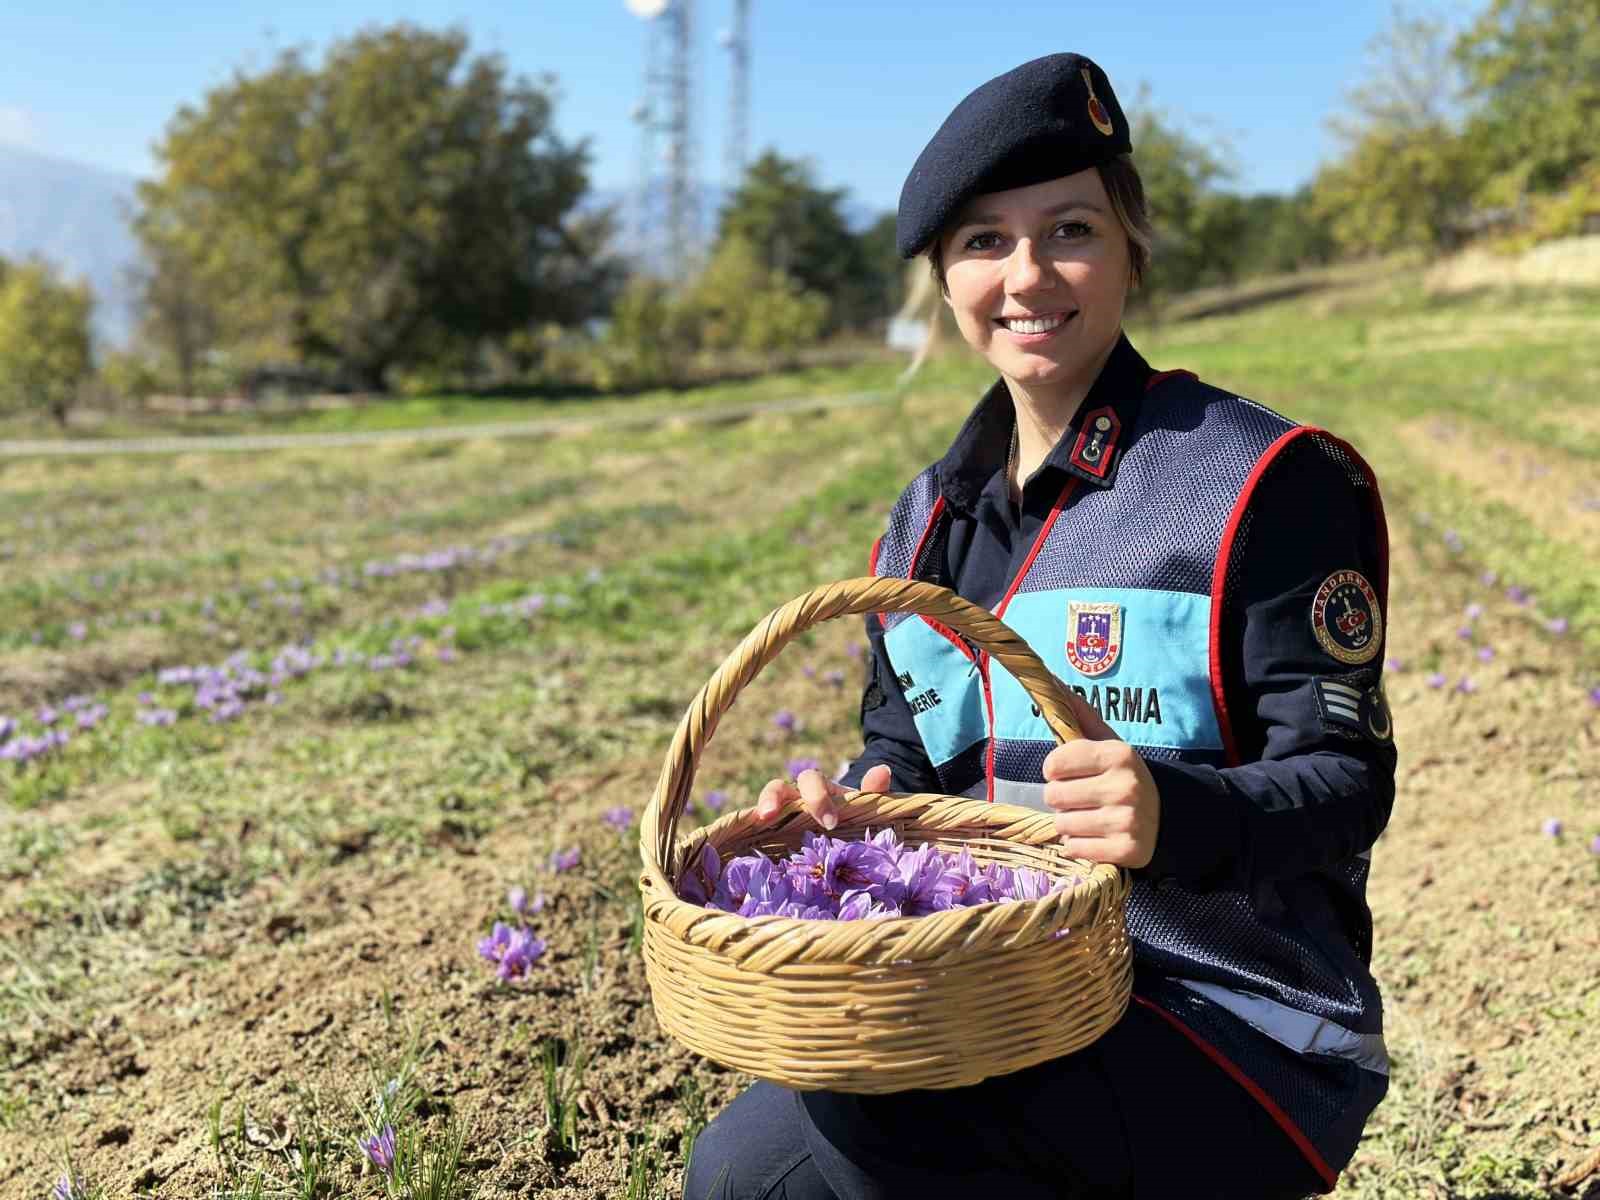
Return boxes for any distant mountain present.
[0,144,142,347]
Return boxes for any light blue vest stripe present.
[881,617,986,766]
[990,587,1224,751]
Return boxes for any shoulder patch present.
[1311,569,1383,665]
[1315,675,1392,744]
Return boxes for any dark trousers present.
[683,1000,1326,1200]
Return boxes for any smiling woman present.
[688,51,1398,1200]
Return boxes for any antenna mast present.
[628,0,699,281]
[721,0,751,194]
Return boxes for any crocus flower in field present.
[1426,672,1448,689]
[52,1173,87,1200]
[1383,657,1404,673]
[1443,530,1463,552]
[1455,677,1479,695]
[773,709,798,733]
[1590,686,1600,708]
[1465,603,1484,621]
[1506,585,1528,605]
[1546,617,1569,635]
[68,622,87,641]
[846,642,863,661]
[824,669,846,688]
[602,806,633,831]
[550,846,580,873]
[786,757,821,780]
[37,706,59,726]
[1456,626,1475,642]
[0,716,13,742]
[1589,835,1600,856]
[1476,646,1495,662]
[361,1124,397,1173]
[508,886,529,916]
[1541,818,1563,837]
[802,664,817,679]
[703,789,727,812]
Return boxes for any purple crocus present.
[1383,657,1404,673]
[1464,603,1484,621]
[1541,817,1563,837]
[1455,677,1478,695]
[1545,617,1569,636]
[786,757,821,780]
[52,1173,87,1200]
[703,790,727,812]
[602,806,633,832]
[1589,834,1600,856]
[549,846,580,873]
[823,669,845,688]
[1426,672,1448,689]
[361,1124,397,1173]
[1476,646,1495,662]
[0,716,14,742]
[773,709,798,733]
[679,842,722,905]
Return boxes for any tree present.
[1128,107,1234,294]
[1311,9,1481,255]
[134,25,596,391]
[683,235,828,356]
[0,260,95,426]
[128,223,220,398]
[1455,0,1600,196]
[715,151,892,332]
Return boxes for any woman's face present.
[939,169,1132,400]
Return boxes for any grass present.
[2,272,1597,1197]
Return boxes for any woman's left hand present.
[1041,689,1161,868]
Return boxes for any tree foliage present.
[682,236,828,355]
[0,259,95,425]
[134,25,601,390]
[714,151,891,332]
[1456,0,1600,195]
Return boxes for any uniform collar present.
[936,332,1152,513]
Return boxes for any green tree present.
[683,235,828,356]
[134,25,597,391]
[1311,9,1480,254]
[1456,0,1600,196]
[715,151,891,332]
[1129,108,1233,294]
[0,260,95,426]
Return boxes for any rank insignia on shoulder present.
[1311,569,1383,665]
[1315,676,1393,744]
[1066,600,1121,677]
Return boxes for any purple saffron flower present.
[802,664,817,679]
[1505,585,1528,605]
[773,709,798,733]
[1590,834,1600,856]
[362,1124,397,1173]
[1456,626,1475,642]
[508,886,529,916]
[1541,817,1563,837]
[703,789,727,812]
[1464,603,1484,621]
[68,622,87,641]
[37,706,58,726]
[1476,646,1495,662]
[1545,617,1569,635]
[436,647,457,663]
[0,716,13,742]
[845,642,863,660]
[1590,686,1600,708]
[786,757,821,780]
[52,1173,86,1200]
[1426,672,1448,689]
[823,669,845,688]
[496,928,548,980]
[1443,530,1463,551]
[1480,570,1498,586]
[1455,677,1478,695]
[679,842,722,905]
[893,843,960,916]
[1383,657,1404,672]
[602,805,633,831]
[549,846,580,873]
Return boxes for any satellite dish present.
[626,0,669,17]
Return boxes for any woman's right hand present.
[753,763,893,831]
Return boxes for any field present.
[2,277,1598,1199]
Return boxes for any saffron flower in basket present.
[676,829,1081,919]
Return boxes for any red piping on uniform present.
[1209,426,1315,767]
[907,496,945,584]
[983,477,1080,800]
[868,535,882,577]
[1145,368,1197,391]
[1132,995,1339,1194]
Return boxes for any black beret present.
[896,53,1132,259]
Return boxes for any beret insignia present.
[1310,570,1383,665]
[1083,68,1115,136]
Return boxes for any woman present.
[685,52,1394,1200]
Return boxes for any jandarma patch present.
[1314,676,1393,743]
[1066,601,1121,677]
[1310,570,1382,665]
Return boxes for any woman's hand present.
[753,763,893,831]
[1042,690,1161,868]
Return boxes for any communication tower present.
[719,0,751,194]
[627,0,698,281]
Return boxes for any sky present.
[1,0,1407,214]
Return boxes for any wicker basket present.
[639,576,1132,1093]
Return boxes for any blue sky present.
[3,0,1409,214]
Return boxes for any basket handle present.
[640,576,1085,890]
